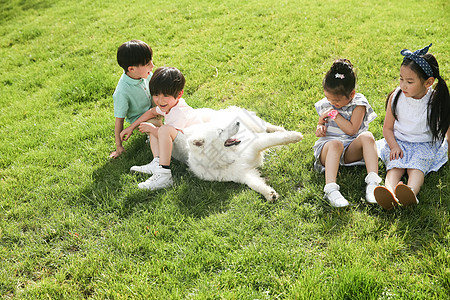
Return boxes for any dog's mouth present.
[224,138,241,147]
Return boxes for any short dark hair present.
[117,40,152,72]
[149,67,185,98]
[322,59,356,98]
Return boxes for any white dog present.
[172,106,303,201]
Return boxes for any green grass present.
[1,0,449,298]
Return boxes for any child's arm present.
[315,111,328,137]
[138,122,159,137]
[383,94,403,160]
[315,124,327,137]
[110,117,125,158]
[314,101,332,137]
[120,107,159,141]
[332,106,366,136]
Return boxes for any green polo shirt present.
[113,72,153,124]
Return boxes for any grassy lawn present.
[0,0,449,298]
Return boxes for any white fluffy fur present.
[172,106,303,201]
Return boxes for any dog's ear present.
[192,139,204,147]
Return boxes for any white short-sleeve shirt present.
[156,98,201,131]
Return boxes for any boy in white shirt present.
[120,67,201,190]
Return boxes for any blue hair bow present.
[400,43,433,78]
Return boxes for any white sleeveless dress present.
[376,87,448,174]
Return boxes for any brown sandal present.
[394,183,419,206]
[374,186,399,210]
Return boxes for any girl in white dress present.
[375,44,450,209]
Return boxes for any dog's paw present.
[266,190,279,202]
[286,131,303,142]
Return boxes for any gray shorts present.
[313,139,365,173]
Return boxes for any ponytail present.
[385,88,401,121]
[428,74,450,142]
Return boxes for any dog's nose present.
[236,121,240,126]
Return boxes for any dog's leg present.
[250,131,303,153]
[264,122,286,133]
[240,170,279,201]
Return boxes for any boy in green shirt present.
[110,40,161,158]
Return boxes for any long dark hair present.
[386,53,450,142]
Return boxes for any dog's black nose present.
[236,121,240,126]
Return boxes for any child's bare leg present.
[343,132,381,203]
[344,132,378,173]
[137,124,177,190]
[385,168,405,192]
[320,141,348,207]
[139,121,161,153]
[406,169,425,195]
[320,140,344,184]
[130,132,160,175]
[146,118,162,150]
[149,134,159,157]
[158,125,179,166]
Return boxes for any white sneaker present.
[130,157,159,175]
[324,183,349,207]
[365,172,382,204]
[138,166,173,190]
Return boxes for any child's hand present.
[315,124,327,137]
[109,146,125,159]
[138,122,157,135]
[120,127,133,141]
[319,111,331,125]
[389,146,403,160]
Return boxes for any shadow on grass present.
[74,134,244,219]
[73,133,448,255]
[318,163,450,252]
